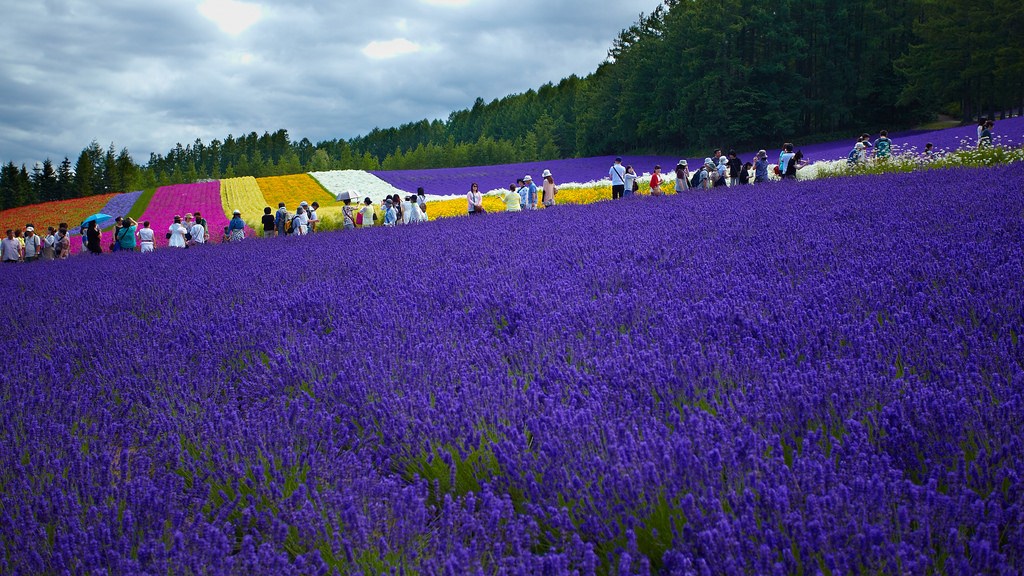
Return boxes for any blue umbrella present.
[80,213,114,227]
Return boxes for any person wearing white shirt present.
[293,207,310,235]
[137,221,155,253]
[168,216,188,248]
[609,157,626,199]
[189,220,206,245]
[403,195,421,223]
[308,202,320,232]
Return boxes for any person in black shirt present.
[261,207,276,238]
[727,150,742,186]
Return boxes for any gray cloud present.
[0,0,656,166]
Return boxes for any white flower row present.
[308,170,408,205]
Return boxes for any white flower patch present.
[309,170,407,205]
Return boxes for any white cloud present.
[362,38,422,59]
[198,0,263,36]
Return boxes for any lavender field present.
[1,164,1023,574]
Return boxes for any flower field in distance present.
[2,163,1022,574]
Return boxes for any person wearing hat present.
[383,198,398,226]
[227,210,246,242]
[674,160,690,193]
[847,141,865,166]
[714,157,729,188]
[293,205,309,235]
[609,157,626,200]
[22,225,42,262]
[274,202,289,236]
[521,175,538,210]
[697,159,714,189]
[402,194,422,224]
[541,169,557,207]
[754,150,769,183]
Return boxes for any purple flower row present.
[0,163,1022,574]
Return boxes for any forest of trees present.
[2,0,1022,211]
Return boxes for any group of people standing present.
[2,224,72,263]
[608,144,801,199]
[472,170,558,214]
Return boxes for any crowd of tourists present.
[3,124,1003,263]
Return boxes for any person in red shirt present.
[650,165,664,196]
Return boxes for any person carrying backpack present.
[875,130,892,160]
[275,203,289,236]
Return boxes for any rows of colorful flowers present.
[1,163,1021,573]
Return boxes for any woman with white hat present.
[227,210,246,242]
[674,160,689,193]
[541,169,557,207]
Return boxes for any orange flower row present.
[0,194,118,233]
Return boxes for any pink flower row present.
[138,182,229,248]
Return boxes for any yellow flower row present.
[422,183,675,220]
[255,174,335,210]
[220,177,267,227]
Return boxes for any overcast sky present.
[0,0,657,166]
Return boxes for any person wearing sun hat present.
[227,209,246,242]
[754,150,769,183]
[674,160,690,192]
[541,169,557,207]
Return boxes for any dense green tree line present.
[3,0,1022,211]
